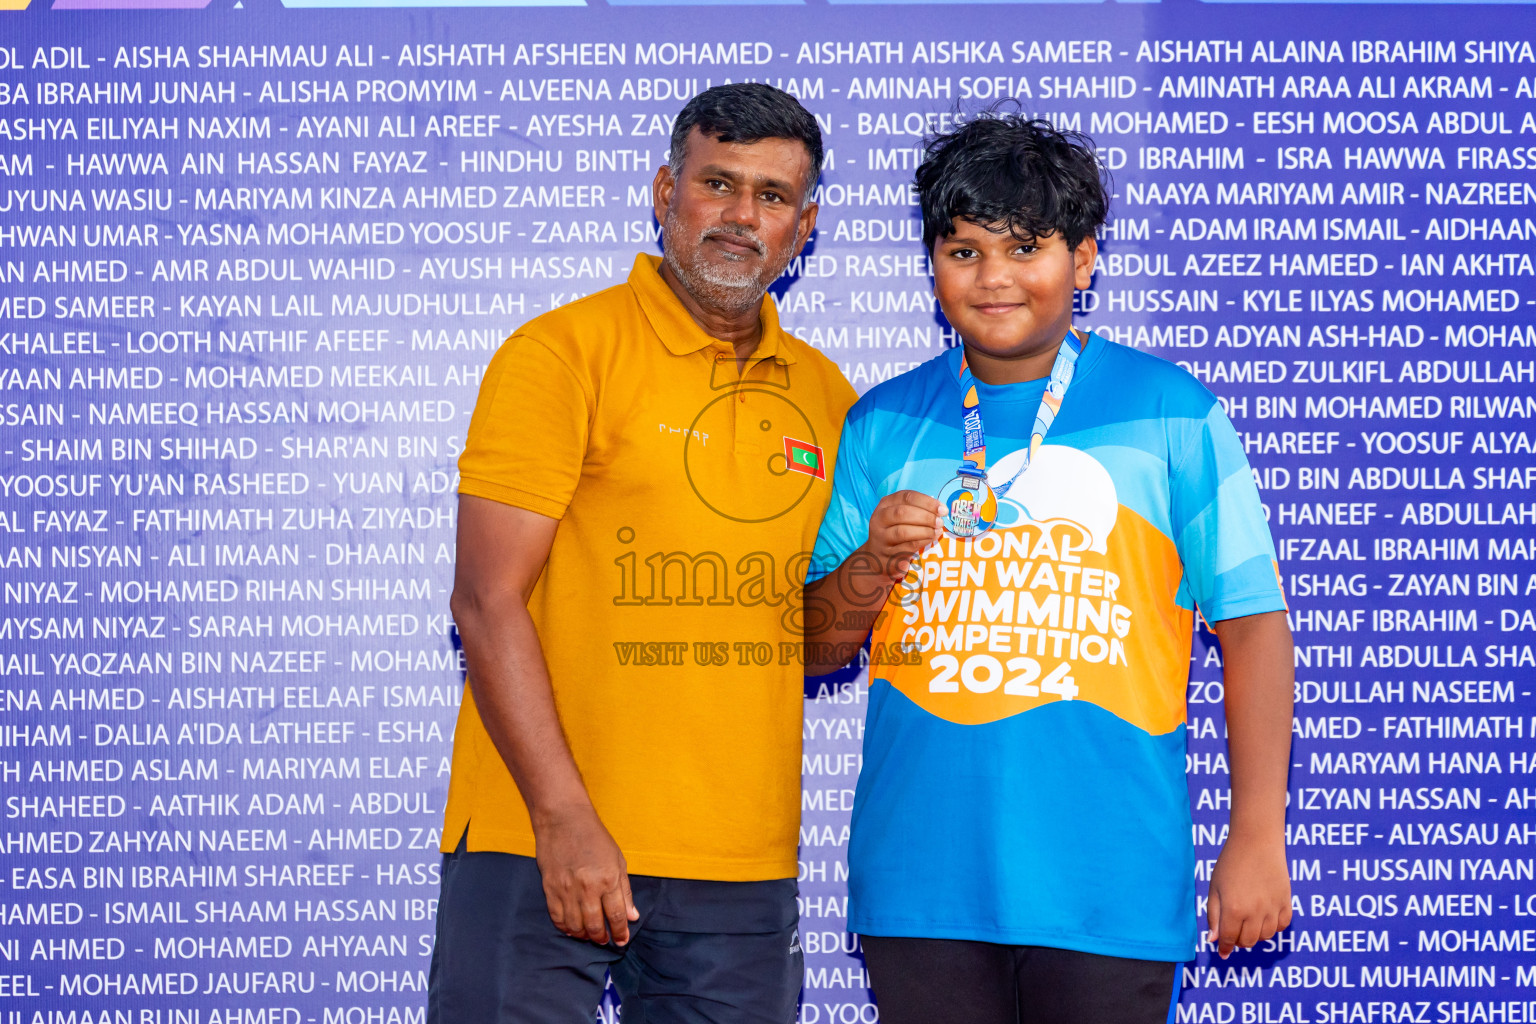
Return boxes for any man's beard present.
[662,212,794,315]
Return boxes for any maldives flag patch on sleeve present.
[783,437,825,480]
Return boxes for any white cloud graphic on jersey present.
[988,445,1118,554]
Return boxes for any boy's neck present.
[963,327,1088,386]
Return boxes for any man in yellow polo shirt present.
[427,84,857,1023]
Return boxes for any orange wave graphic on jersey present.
[870,505,1191,735]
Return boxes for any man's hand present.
[1207,832,1291,958]
[864,490,944,580]
[451,496,638,946]
[534,805,640,946]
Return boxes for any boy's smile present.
[932,217,1097,385]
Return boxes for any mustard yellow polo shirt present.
[444,253,857,880]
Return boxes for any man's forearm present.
[1212,610,1294,837]
[803,547,901,675]
[453,590,592,825]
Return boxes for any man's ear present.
[794,199,819,256]
[651,163,675,227]
[1072,236,1098,291]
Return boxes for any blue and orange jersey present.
[809,334,1286,960]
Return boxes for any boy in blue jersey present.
[804,116,1295,1024]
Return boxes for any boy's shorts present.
[427,844,803,1024]
[862,935,1179,1024]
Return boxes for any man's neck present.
[658,260,763,371]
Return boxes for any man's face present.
[653,128,818,314]
[932,218,1096,364]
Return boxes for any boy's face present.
[932,218,1096,376]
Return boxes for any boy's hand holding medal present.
[862,490,944,581]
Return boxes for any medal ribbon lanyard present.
[954,329,1085,497]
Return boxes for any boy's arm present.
[1207,608,1294,958]
[804,491,944,675]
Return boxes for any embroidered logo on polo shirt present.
[783,437,825,480]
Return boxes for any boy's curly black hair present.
[915,114,1110,252]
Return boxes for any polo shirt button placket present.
[710,349,743,448]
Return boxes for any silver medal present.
[939,472,995,537]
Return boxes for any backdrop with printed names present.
[1,1,1536,1021]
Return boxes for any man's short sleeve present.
[808,410,878,583]
[457,334,592,519]
[1170,402,1287,623]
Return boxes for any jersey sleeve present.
[807,408,879,583]
[457,333,593,520]
[1169,402,1287,622]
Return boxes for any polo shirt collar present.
[627,252,798,366]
